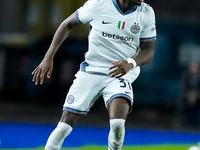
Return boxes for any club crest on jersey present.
[118,21,125,30]
[67,95,74,104]
[130,22,140,34]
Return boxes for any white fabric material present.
[63,70,140,114]
[45,122,72,150]
[108,119,126,150]
[77,0,156,73]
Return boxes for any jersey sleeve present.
[76,0,98,24]
[140,7,157,41]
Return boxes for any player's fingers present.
[109,61,122,69]
[31,68,36,75]
[115,70,126,78]
[112,68,126,78]
[39,71,46,84]
[115,73,123,79]
[109,70,121,78]
[47,66,53,78]
[108,68,118,75]
[32,69,39,82]
[109,65,118,70]
[35,70,41,85]
[112,61,121,65]
[31,67,38,75]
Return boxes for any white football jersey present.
[77,0,156,75]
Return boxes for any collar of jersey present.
[112,0,137,15]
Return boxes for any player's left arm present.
[134,40,155,66]
[108,40,155,78]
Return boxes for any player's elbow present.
[147,54,154,64]
[149,54,154,63]
[61,21,73,30]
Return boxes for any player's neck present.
[117,0,136,13]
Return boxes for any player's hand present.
[31,57,53,85]
[108,61,133,78]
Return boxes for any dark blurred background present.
[0,0,200,131]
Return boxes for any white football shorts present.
[63,67,140,115]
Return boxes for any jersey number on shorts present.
[119,78,131,90]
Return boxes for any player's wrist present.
[127,58,137,68]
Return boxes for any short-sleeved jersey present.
[77,0,156,75]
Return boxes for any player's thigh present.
[108,97,130,120]
[63,71,103,114]
[103,77,134,111]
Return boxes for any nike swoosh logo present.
[102,21,112,24]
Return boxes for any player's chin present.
[135,0,143,5]
[134,2,141,6]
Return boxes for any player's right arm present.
[32,12,80,85]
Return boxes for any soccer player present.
[32,0,156,149]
